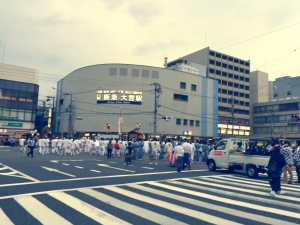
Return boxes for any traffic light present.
[106,123,111,130]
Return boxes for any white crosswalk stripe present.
[0,175,300,225]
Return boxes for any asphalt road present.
[0,146,299,225]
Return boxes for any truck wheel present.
[246,165,258,178]
[208,160,216,171]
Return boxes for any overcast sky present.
[1,0,300,100]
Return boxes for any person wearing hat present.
[281,141,294,184]
[294,140,300,183]
[267,140,288,196]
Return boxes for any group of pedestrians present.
[267,139,300,197]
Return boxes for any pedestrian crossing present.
[0,175,300,225]
[260,170,298,182]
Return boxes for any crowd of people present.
[15,137,212,171]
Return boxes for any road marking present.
[98,164,135,173]
[0,208,14,225]
[90,170,101,173]
[48,192,130,225]
[126,183,296,225]
[50,160,58,163]
[0,169,209,188]
[14,195,72,225]
[142,167,154,169]
[51,159,84,162]
[74,166,84,169]
[0,150,10,151]
[0,166,9,171]
[41,166,76,177]
[62,163,69,166]
[108,162,117,163]
[104,186,241,225]
[0,163,39,182]
[79,188,187,225]
[148,182,300,219]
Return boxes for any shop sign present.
[0,116,20,121]
[96,90,142,105]
[1,122,23,127]
[0,129,8,132]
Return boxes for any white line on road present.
[0,169,209,188]
[62,163,69,166]
[108,162,117,163]
[50,160,58,163]
[0,166,9,171]
[90,170,101,173]
[74,166,84,169]
[0,150,10,151]
[98,164,135,173]
[0,163,39,182]
[41,166,76,177]
[142,167,154,170]
[0,208,14,225]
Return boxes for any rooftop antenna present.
[2,46,4,63]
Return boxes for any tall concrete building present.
[167,47,251,137]
[271,76,300,100]
[249,71,269,105]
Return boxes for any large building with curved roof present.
[55,63,218,140]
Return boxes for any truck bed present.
[228,154,270,167]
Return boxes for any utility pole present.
[150,83,162,139]
[67,94,73,138]
[230,97,235,138]
[118,107,123,140]
[47,96,55,138]
[270,109,274,139]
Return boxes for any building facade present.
[251,98,300,139]
[167,47,251,136]
[271,76,300,100]
[0,63,39,138]
[55,64,218,140]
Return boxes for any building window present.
[240,68,244,73]
[234,83,239,88]
[210,51,215,56]
[228,65,233,70]
[234,58,239,63]
[222,63,227,68]
[240,76,245,81]
[216,79,221,84]
[216,53,221,58]
[234,75,239,80]
[240,101,244,106]
[240,93,244,97]
[190,120,194,126]
[228,57,233,61]
[174,94,188,102]
[180,82,186,89]
[216,61,221,66]
[196,120,200,127]
[216,70,221,75]
[222,72,227,77]
[287,91,292,96]
[274,93,278,97]
[191,84,197,91]
[222,81,227,85]
[209,68,215,74]
[176,118,181,125]
[222,55,228,60]
[234,99,239,104]
[240,84,244,89]
[245,70,249,74]
[245,102,250,107]
[218,97,221,102]
[209,59,215,65]
[245,86,249,90]
[239,60,245,65]
[234,91,239,96]
[183,119,188,125]
[228,90,233,95]
[109,68,117,76]
[228,73,233,78]
[245,62,250,67]
[245,94,249,98]
[222,98,227,103]
[218,88,221,93]
[234,66,239,71]
[228,82,233,87]
[245,77,249,82]
[222,89,227,94]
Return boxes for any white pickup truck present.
[207,138,270,178]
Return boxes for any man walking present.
[174,142,184,172]
[27,138,35,158]
[182,139,192,170]
[194,140,201,163]
[281,141,294,184]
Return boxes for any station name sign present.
[96,90,142,105]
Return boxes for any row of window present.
[273,91,292,98]
[218,128,250,136]
[0,80,39,93]
[174,94,188,102]
[253,126,300,134]
[176,118,200,127]
[253,102,300,114]
[180,82,197,91]
[109,68,159,78]
[219,106,250,115]
[209,69,250,82]
[209,51,250,67]
[0,108,36,122]
[218,97,250,107]
[209,60,250,74]
[218,89,250,98]
[0,89,38,102]
[253,115,299,124]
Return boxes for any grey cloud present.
[100,0,125,11]
[128,2,162,25]
[132,40,190,56]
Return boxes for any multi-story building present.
[55,63,218,140]
[0,63,39,139]
[270,76,300,100]
[252,98,300,139]
[167,47,251,137]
